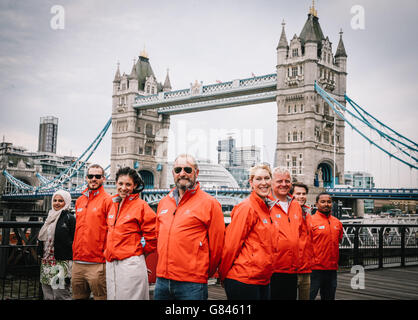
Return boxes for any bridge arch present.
[314,159,338,188]
[139,170,154,189]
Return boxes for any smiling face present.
[272,171,292,201]
[86,167,105,191]
[249,168,272,199]
[292,186,307,206]
[316,194,332,215]
[172,156,199,193]
[116,174,137,199]
[52,194,66,211]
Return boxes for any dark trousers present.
[309,270,337,300]
[224,278,270,300]
[270,273,298,300]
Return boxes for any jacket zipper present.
[166,208,177,275]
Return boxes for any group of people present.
[37,153,343,301]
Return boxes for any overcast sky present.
[1,0,417,188]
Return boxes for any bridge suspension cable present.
[2,118,112,193]
[314,82,418,170]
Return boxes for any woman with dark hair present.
[104,167,157,300]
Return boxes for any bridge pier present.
[354,199,365,218]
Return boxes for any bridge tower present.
[275,4,347,194]
[110,49,171,188]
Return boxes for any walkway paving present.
[207,266,418,300]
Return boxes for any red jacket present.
[298,205,314,273]
[73,186,112,263]
[270,195,303,273]
[310,211,343,270]
[105,193,157,262]
[156,182,225,283]
[218,191,276,285]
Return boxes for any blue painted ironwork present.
[315,82,418,170]
[326,187,418,200]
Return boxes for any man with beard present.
[309,192,343,300]
[72,164,112,300]
[154,154,225,300]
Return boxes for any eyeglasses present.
[87,174,103,179]
[173,166,193,174]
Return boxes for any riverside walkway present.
[206,266,418,300]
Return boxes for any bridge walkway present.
[205,266,418,300]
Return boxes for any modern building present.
[344,171,375,189]
[165,159,239,189]
[217,136,261,188]
[38,116,58,153]
[0,140,87,195]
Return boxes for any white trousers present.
[106,255,149,300]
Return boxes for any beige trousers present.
[297,273,311,300]
[106,255,149,300]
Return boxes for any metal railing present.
[1,209,44,300]
[339,224,418,269]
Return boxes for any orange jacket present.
[156,182,225,283]
[73,186,112,263]
[310,211,343,270]
[218,191,276,285]
[298,205,314,273]
[105,193,157,262]
[270,195,303,273]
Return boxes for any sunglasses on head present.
[87,174,103,179]
[173,166,193,174]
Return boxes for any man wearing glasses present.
[72,164,112,300]
[154,154,225,300]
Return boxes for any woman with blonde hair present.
[38,189,75,300]
[218,164,276,300]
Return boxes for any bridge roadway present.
[193,266,418,300]
[2,187,417,201]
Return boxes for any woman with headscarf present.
[38,189,75,300]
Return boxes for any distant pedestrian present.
[72,164,112,300]
[290,182,314,300]
[219,164,275,300]
[309,192,343,300]
[38,189,75,300]
[154,154,225,300]
[105,167,157,300]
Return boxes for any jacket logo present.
[108,215,114,219]
[263,219,268,224]
[319,225,325,229]
[77,208,83,212]
[276,214,281,218]
[160,209,168,215]
[185,209,191,215]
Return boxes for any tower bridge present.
[111,6,348,193]
[1,4,417,213]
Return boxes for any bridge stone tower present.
[275,5,347,193]
[110,49,171,188]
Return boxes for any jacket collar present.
[317,210,332,219]
[249,190,270,212]
[169,181,200,206]
[112,193,139,203]
[83,185,104,199]
[269,192,294,208]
